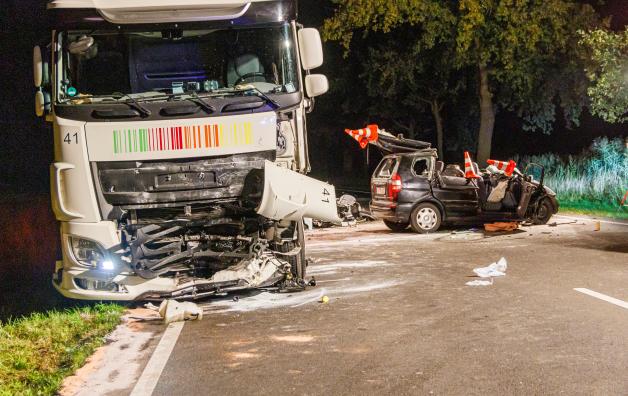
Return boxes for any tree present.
[579,27,628,124]
[323,0,599,163]
[360,27,466,158]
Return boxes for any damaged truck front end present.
[41,0,334,300]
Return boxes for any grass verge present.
[0,304,124,395]
[559,199,628,220]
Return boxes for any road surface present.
[67,217,628,395]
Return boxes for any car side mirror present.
[305,74,328,98]
[298,28,323,70]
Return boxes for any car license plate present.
[376,187,385,195]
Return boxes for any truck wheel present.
[383,220,409,232]
[283,220,306,280]
[533,199,553,225]
[410,203,442,233]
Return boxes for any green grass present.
[515,137,628,219]
[560,199,628,219]
[0,304,124,396]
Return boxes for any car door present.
[431,170,480,218]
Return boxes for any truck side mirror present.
[305,74,328,98]
[33,45,43,88]
[298,28,323,70]
[34,45,51,117]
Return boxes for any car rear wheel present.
[533,199,553,225]
[383,220,409,232]
[410,203,442,233]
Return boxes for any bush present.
[514,137,628,216]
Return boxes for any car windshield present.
[57,24,299,103]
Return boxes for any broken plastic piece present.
[473,257,507,278]
[158,299,203,324]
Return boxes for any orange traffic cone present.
[464,151,481,179]
[344,124,379,149]
[487,159,517,177]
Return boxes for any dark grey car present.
[370,149,559,233]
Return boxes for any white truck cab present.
[34,0,338,300]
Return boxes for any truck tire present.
[532,199,553,225]
[383,220,409,232]
[410,203,442,233]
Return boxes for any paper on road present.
[473,257,508,278]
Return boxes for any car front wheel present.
[533,199,553,225]
[410,203,442,233]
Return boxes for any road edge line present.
[574,288,628,310]
[130,321,185,396]
[555,215,628,226]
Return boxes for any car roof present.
[383,149,438,159]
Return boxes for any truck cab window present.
[58,24,299,103]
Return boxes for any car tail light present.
[388,173,402,201]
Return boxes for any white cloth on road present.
[473,257,507,278]
[466,278,494,286]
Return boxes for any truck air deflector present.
[246,161,341,223]
[84,112,277,162]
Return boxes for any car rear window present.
[375,157,398,178]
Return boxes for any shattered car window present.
[413,158,429,176]
[376,157,397,178]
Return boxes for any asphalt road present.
[132,217,626,395]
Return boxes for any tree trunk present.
[477,64,495,164]
[430,100,444,160]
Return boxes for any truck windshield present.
[57,24,299,103]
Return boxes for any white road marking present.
[130,321,185,396]
[574,288,628,310]
[556,215,628,227]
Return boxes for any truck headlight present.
[69,237,112,270]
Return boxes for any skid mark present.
[271,335,315,343]
[308,260,391,276]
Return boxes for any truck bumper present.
[53,220,181,301]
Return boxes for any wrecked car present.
[370,149,559,233]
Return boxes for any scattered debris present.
[473,257,508,278]
[158,300,203,324]
[484,222,518,232]
[465,279,494,286]
[320,295,330,304]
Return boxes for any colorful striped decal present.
[112,122,253,155]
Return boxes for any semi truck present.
[33,0,339,300]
